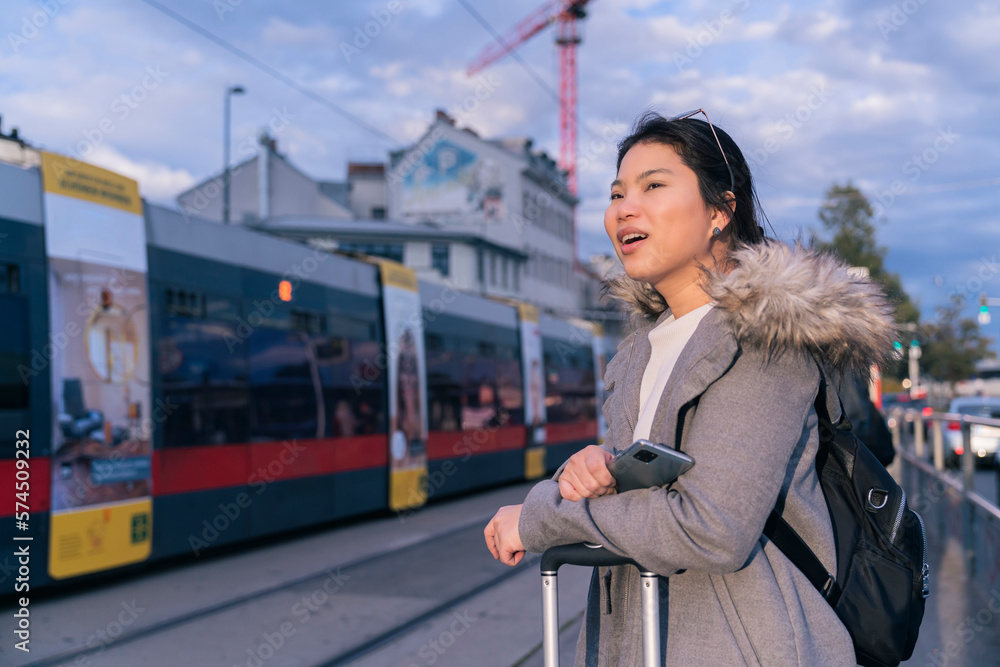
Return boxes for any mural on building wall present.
[401,140,504,222]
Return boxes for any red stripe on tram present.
[153,434,388,496]
[0,457,51,516]
[426,425,527,461]
[545,420,597,445]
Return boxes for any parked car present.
[944,396,1000,468]
[955,359,1000,398]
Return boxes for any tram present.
[0,152,602,589]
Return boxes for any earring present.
[712,227,721,237]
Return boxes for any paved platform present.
[359,523,1000,667]
[909,535,1000,666]
[2,475,997,666]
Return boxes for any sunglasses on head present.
[669,109,735,195]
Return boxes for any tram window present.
[249,322,386,441]
[166,288,206,318]
[160,310,250,447]
[290,309,325,335]
[0,295,29,410]
[426,333,443,352]
[496,343,524,425]
[424,329,524,431]
[328,338,386,437]
[205,295,239,320]
[248,328,315,441]
[0,263,20,294]
[328,316,374,341]
[543,338,596,424]
[324,305,385,438]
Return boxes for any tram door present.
[378,262,428,511]
[517,304,547,479]
[41,152,153,579]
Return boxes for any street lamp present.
[223,85,245,224]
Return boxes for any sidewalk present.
[362,524,999,667]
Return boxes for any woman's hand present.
[558,445,616,501]
[484,504,525,566]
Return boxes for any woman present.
[484,110,896,665]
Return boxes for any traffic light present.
[892,340,904,360]
[980,293,991,325]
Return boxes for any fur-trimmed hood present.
[605,242,898,376]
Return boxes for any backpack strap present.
[762,388,844,606]
[763,507,842,605]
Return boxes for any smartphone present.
[607,439,695,493]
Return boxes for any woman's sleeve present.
[518,346,819,575]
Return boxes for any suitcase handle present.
[541,542,643,573]
[540,542,640,573]
[540,544,661,667]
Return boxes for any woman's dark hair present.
[615,111,770,250]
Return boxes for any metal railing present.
[887,407,1000,593]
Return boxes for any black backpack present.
[763,389,929,667]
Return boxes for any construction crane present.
[467,0,592,196]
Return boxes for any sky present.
[1,0,997,342]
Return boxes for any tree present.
[919,296,993,386]
[812,182,992,385]
[811,182,920,324]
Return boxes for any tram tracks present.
[317,552,539,667]
[22,515,516,667]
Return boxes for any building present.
[387,110,582,316]
[175,111,613,322]
[176,133,355,224]
[249,217,527,298]
[342,162,387,220]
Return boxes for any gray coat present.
[518,243,896,666]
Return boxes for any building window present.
[501,257,508,288]
[513,263,520,291]
[371,207,386,219]
[431,243,449,277]
[339,242,403,263]
[490,253,497,285]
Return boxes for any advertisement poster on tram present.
[41,152,153,579]
[517,304,547,479]
[379,262,429,511]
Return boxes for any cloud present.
[946,4,1000,55]
[82,143,196,201]
[1,0,994,347]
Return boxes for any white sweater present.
[632,302,714,442]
